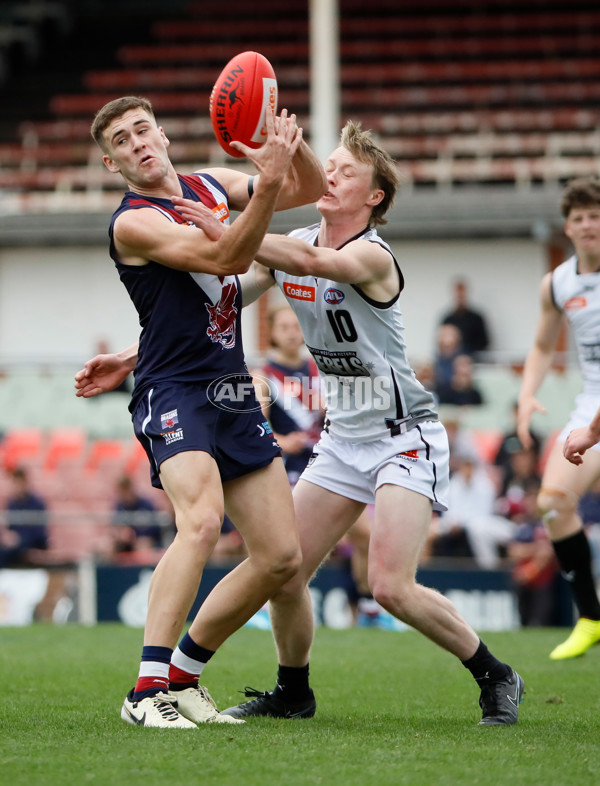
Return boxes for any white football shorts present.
[559,392,600,453]
[299,420,449,511]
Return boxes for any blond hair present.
[340,120,401,226]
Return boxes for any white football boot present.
[174,685,245,725]
[121,690,197,728]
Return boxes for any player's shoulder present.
[288,222,321,241]
[113,202,165,237]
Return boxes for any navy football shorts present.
[131,380,281,489]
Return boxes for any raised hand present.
[231,107,302,187]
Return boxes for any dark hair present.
[91,96,155,151]
[340,120,401,227]
[560,176,600,218]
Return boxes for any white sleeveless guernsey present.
[552,255,600,396]
[273,224,437,442]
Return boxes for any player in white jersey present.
[174,120,524,726]
[81,122,524,725]
[518,176,600,660]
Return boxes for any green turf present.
[2,625,600,785]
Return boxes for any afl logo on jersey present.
[324,287,345,305]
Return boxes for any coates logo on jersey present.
[323,287,345,305]
[212,202,230,222]
[206,281,238,349]
[564,296,587,311]
[283,282,315,301]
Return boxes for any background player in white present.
[518,176,600,660]
[82,96,326,728]
[173,121,524,726]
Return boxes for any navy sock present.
[276,664,311,699]
[462,640,511,684]
[169,632,215,691]
[133,645,172,701]
[552,530,600,620]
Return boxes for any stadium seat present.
[0,427,45,471]
[471,429,504,464]
[123,437,149,476]
[84,438,126,473]
[43,427,86,471]
[47,509,112,561]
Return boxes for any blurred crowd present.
[0,276,590,630]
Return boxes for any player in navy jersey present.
[87,120,523,726]
[78,95,326,729]
[518,176,600,660]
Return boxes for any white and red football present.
[209,51,278,159]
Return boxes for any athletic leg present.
[369,483,523,725]
[369,483,480,657]
[220,479,364,719]
[122,450,225,728]
[538,442,600,658]
[165,457,300,725]
[186,457,301,649]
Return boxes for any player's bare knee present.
[176,509,223,554]
[371,577,415,621]
[263,543,302,587]
[537,487,578,530]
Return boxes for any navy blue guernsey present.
[109,173,249,411]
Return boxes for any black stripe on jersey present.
[415,423,439,507]
[390,367,405,420]
[550,267,560,311]
[351,259,404,308]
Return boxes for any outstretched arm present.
[74,344,138,398]
[204,119,327,212]
[171,198,275,306]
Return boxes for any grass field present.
[2,624,600,786]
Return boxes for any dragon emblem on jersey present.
[205,280,238,349]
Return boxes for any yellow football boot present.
[549,618,600,660]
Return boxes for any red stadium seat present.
[43,427,87,472]
[0,428,45,471]
[84,438,126,473]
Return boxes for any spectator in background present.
[111,475,172,563]
[435,450,515,569]
[578,476,600,528]
[437,404,480,476]
[498,445,540,502]
[257,304,323,486]
[508,486,559,627]
[414,360,437,401]
[436,354,484,407]
[433,323,463,391]
[493,401,542,493]
[440,277,490,357]
[0,467,48,567]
